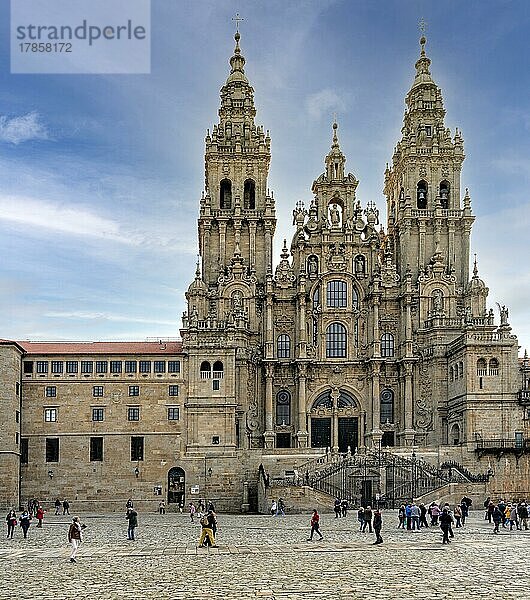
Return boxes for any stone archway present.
[309,389,359,452]
[168,467,185,506]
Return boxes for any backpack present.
[200,516,209,527]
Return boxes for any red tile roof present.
[16,341,183,356]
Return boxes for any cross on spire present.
[232,13,244,33]
[419,17,427,34]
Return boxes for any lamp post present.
[411,450,416,501]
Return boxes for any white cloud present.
[0,112,49,144]
[305,89,347,121]
[0,194,134,244]
[44,310,175,326]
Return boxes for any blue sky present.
[1,0,529,351]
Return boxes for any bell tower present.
[199,30,276,288]
[384,35,474,288]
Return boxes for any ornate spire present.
[228,31,247,81]
[413,35,434,87]
[325,121,346,181]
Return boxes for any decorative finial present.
[473,253,478,278]
[195,256,201,278]
[419,18,427,55]
[232,13,244,33]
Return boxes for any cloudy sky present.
[0,0,529,351]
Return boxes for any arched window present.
[459,362,464,379]
[449,366,454,382]
[352,287,359,310]
[417,180,427,209]
[489,358,499,376]
[312,286,320,310]
[381,333,395,358]
[212,361,224,379]
[476,358,487,376]
[200,361,212,379]
[380,389,394,424]
[326,322,347,358]
[354,255,366,276]
[450,423,460,445]
[220,179,232,209]
[277,334,291,359]
[244,179,255,209]
[312,389,357,410]
[440,180,450,209]
[276,390,291,425]
[327,280,347,308]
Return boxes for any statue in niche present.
[329,203,341,227]
[432,289,443,314]
[232,290,243,311]
[307,256,318,276]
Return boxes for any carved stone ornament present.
[415,360,433,431]
[275,315,294,332]
[326,243,347,272]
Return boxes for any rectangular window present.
[213,379,220,391]
[95,361,108,374]
[23,361,33,374]
[168,385,179,396]
[81,361,93,374]
[110,361,122,374]
[93,386,104,397]
[16,382,20,395]
[36,361,48,374]
[45,386,57,398]
[128,385,139,397]
[139,360,151,373]
[168,360,181,374]
[128,406,140,421]
[167,407,180,420]
[45,438,59,462]
[92,407,104,422]
[21,438,29,464]
[154,361,165,373]
[90,437,103,462]
[66,361,78,374]
[326,280,347,308]
[44,408,57,422]
[16,410,20,423]
[51,361,63,374]
[131,436,144,461]
[125,361,137,373]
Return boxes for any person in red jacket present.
[307,509,324,541]
[36,506,45,528]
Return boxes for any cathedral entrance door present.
[168,467,185,506]
[311,418,331,448]
[338,417,358,453]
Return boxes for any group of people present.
[397,497,472,531]
[333,497,349,518]
[309,506,383,544]
[484,497,529,533]
[4,498,56,539]
[269,498,285,516]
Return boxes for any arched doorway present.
[310,389,359,452]
[168,467,185,506]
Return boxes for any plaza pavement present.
[0,510,528,599]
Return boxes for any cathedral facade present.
[1,33,528,511]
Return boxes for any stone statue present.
[329,203,341,227]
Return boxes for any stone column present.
[249,222,256,269]
[296,363,308,448]
[371,363,383,447]
[264,363,275,448]
[331,388,339,453]
[403,363,415,446]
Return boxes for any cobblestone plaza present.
[0,511,528,599]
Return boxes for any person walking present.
[405,503,412,529]
[62,499,70,515]
[454,504,462,528]
[126,508,138,540]
[6,510,17,539]
[19,511,32,539]
[430,502,440,526]
[126,498,134,511]
[341,499,349,518]
[277,498,285,516]
[362,506,373,533]
[419,503,429,528]
[270,500,277,516]
[487,501,495,524]
[197,510,217,548]
[357,506,365,531]
[307,509,324,541]
[68,516,83,563]
[158,501,166,515]
[373,509,383,544]
[36,505,45,528]
[483,496,491,520]
[492,505,503,534]
[397,504,406,529]
[54,499,61,516]
[440,508,453,544]
[460,501,469,526]
[189,502,196,523]
[334,497,341,519]
[518,502,529,530]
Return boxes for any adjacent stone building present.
[1,33,529,511]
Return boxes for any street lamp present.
[411,450,416,501]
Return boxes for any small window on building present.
[326,322,347,358]
[110,361,122,374]
[168,360,181,374]
[477,358,487,376]
[95,361,108,374]
[81,361,93,374]
[51,361,63,374]
[168,385,179,396]
[276,433,291,448]
[167,407,180,420]
[16,382,20,395]
[36,361,48,374]
[213,361,224,379]
[425,125,432,136]
[93,386,104,397]
[244,179,256,209]
[131,436,144,461]
[45,438,59,462]
[382,431,395,447]
[276,390,291,425]
[381,333,395,358]
[440,180,450,209]
[380,389,394,424]
[16,410,20,423]
[212,436,220,445]
[277,334,291,359]
[128,406,140,421]
[128,386,139,397]
[125,361,137,373]
[220,179,232,209]
[21,438,29,464]
[154,361,166,374]
[450,423,461,445]
[66,361,78,374]
[90,437,103,462]
[459,362,464,379]
[45,386,56,398]
[489,358,499,376]
[417,180,428,209]
[44,408,57,422]
[213,379,220,391]
[200,361,212,379]
[23,361,33,374]
[92,408,104,422]
[139,360,151,374]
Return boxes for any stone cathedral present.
[1,32,528,512]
